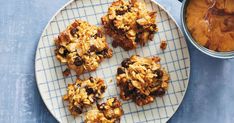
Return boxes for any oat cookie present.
[116,55,170,106]
[85,97,124,123]
[63,77,106,116]
[55,20,112,75]
[101,0,158,50]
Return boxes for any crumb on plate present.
[160,40,167,50]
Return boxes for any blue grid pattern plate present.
[35,0,190,122]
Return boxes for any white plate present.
[35,0,190,122]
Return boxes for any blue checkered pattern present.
[35,0,190,122]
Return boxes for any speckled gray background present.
[0,0,234,123]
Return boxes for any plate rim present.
[150,0,191,122]
[35,0,191,122]
[35,0,74,122]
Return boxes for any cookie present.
[55,20,112,75]
[116,55,170,106]
[101,0,158,50]
[63,77,106,116]
[85,97,124,123]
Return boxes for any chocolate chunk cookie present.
[116,55,170,106]
[85,97,123,123]
[63,77,106,116]
[102,0,158,50]
[55,20,112,75]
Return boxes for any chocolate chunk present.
[151,87,165,96]
[101,49,109,56]
[135,93,147,101]
[140,94,146,99]
[86,87,94,95]
[63,49,69,57]
[89,45,98,52]
[124,90,133,98]
[123,81,135,97]
[72,106,82,114]
[89,77,94,83]
[59,48,69,57]
[74,55,84,66]
[135,33,141,42]
[154,69,163,79]
[136,23,144,30]
[116,28,126,34]
[117,67,125,75]
[100,86,106,93]
[116,10,128,15]
[112,41,119,48]
[121,58,131,68]
[149,24,157,31]
[96,30,103,38]
[96,48,109,57]
[70,28,79,36]
[109,20,116,30]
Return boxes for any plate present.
[35,0,190,122]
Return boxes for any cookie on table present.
[55,20,113,75]
[63,77,106,116]
[85,97,124,123]
[116,55,170,106]
[101,0,158,50]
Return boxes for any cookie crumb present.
[160,40,167,50]
[63,68,71,77]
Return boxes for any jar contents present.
[186,0,234,52]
